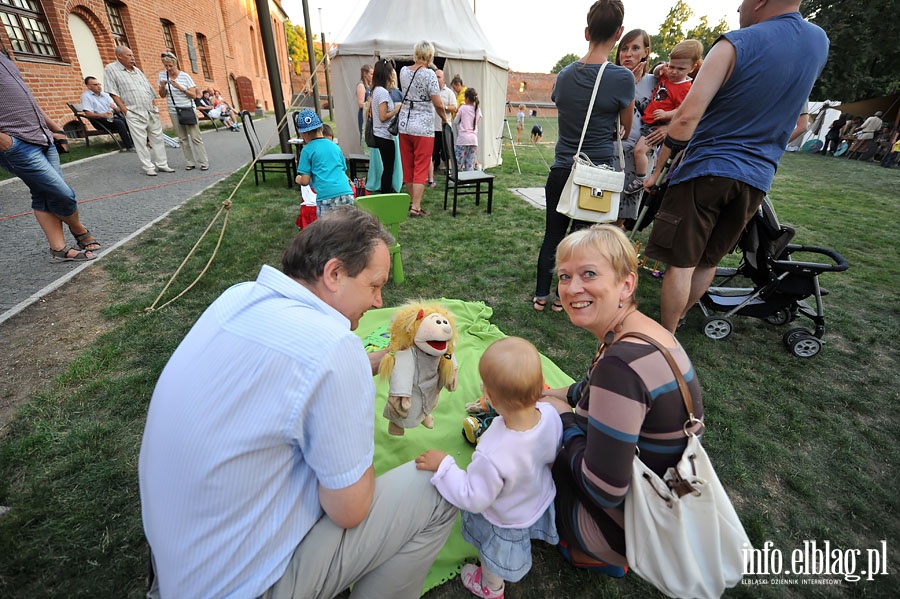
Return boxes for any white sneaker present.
[145,169,158,176]
[156,166,175,173]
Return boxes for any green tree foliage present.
[284,20,323,75]
[686,16,729,56]
[551,53,579,74]
[652,0,693,62]
[801,0,900,102]
[649,1,728,63]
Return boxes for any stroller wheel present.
[782,327,809,347]
[703,316,733,340]
[765,308,792,326]
[788,334,822,358]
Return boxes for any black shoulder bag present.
[166,75,198,126]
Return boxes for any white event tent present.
[329,0,509,169]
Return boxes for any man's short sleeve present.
[103,66,120,98]
[295,334,374,490]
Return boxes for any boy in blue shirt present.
[294,109,354,216]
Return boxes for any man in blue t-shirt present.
[643,0,828,333]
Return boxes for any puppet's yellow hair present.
[378,301,456,388]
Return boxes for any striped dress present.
[553,338,703,566]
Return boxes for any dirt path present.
[0,266,115,436]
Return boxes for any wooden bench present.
[64,103,122,148]
[198,110,221,131]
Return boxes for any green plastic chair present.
[356,192,411,283]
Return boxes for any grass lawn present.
[0,123,898,597]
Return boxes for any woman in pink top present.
[454,87,482,171]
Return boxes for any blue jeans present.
[0,136,77,216]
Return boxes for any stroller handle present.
[774,244,850,274]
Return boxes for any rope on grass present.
[145,105,302,313]
[145,199,233,313]
[530,136,553,171]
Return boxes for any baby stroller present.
[698,198,848,357]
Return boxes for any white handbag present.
[622,333,752,599]
[556,61,625,223]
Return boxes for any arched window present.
[250,25,260,73]
[105,1,129,48]
[0,0,59,57]
[196,33,211,79]
[161,19,175,55]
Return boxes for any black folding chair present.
[240,110,295,188]
[441,123,494,216]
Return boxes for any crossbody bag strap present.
[616,114,625,171]
[165,76,189,110]
[575,61,608,155]
[400,67,426,110]
[575,63,624,171]
[618,332,695,422]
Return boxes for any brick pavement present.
[0,117,292,323]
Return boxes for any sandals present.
[185,165,196,171]
[625,176,645,194]
[533,297,564,312]
[200,165,209,171]
[73,230,101,251]
[558,540,627,578]
[50,246,96,262]
[408,207,429,217]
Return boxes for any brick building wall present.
[290,41,330,108]
[506,71,558,118]
[2,0,292,129]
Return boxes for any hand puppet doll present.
[379,302,458,435]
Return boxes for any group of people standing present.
[97,46,239,175]
[360,42,483,217]
[77,47,234,175]
[524,0,827,584]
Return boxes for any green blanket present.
[355,298,574,592]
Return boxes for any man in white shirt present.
[103,46,174,176]
[848,110,884,159]
[140,208,457,599]
[79,76,134,151]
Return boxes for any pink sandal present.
[460,564,504,599]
